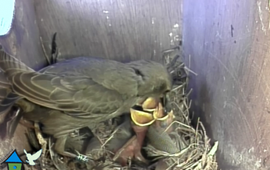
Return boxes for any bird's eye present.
[164,89,170,93]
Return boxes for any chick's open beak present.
[130,95,172,127]
[130,107,155,126]
[122,96,174,165]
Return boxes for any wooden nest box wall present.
[183,0,270,170]
[0,0,269,170]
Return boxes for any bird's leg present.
[54,136,89,162]
[54,136,76,157]
[34,122,47,169]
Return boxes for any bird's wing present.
[38,56,143,96]
[8,72,125,116]
[0,51,142,117]
[0,51,143,97]
[31,149,42,160]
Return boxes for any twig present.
[34,122,47,170]
[101,125,121,147]
[39,36,50,65]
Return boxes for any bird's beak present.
[131,95,172,127]
[141,97,158,112]
[130,107,155,126]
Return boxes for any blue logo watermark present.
[1,149,42,170]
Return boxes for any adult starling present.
[0,50,172,160]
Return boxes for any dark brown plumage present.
[0,50,172,159]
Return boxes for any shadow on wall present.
[188,74,239,170]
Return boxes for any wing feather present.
[10,71,125,115]
[0,52,139,118]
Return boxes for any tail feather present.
[0,70,21,115]
[0,92,21,113]
[0,71,10,90]
[0,54,23,129]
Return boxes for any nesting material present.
[145,47,218,170]
[21,46,218,170]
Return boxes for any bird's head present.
[127,60,172,98]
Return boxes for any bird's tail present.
[0,71,20,123]
[0,71,21,114]
[0,71,11,102]
[0,97,21,139]
[0,50,34,78]
[0,51,26,139]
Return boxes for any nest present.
[21,46,218,170]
